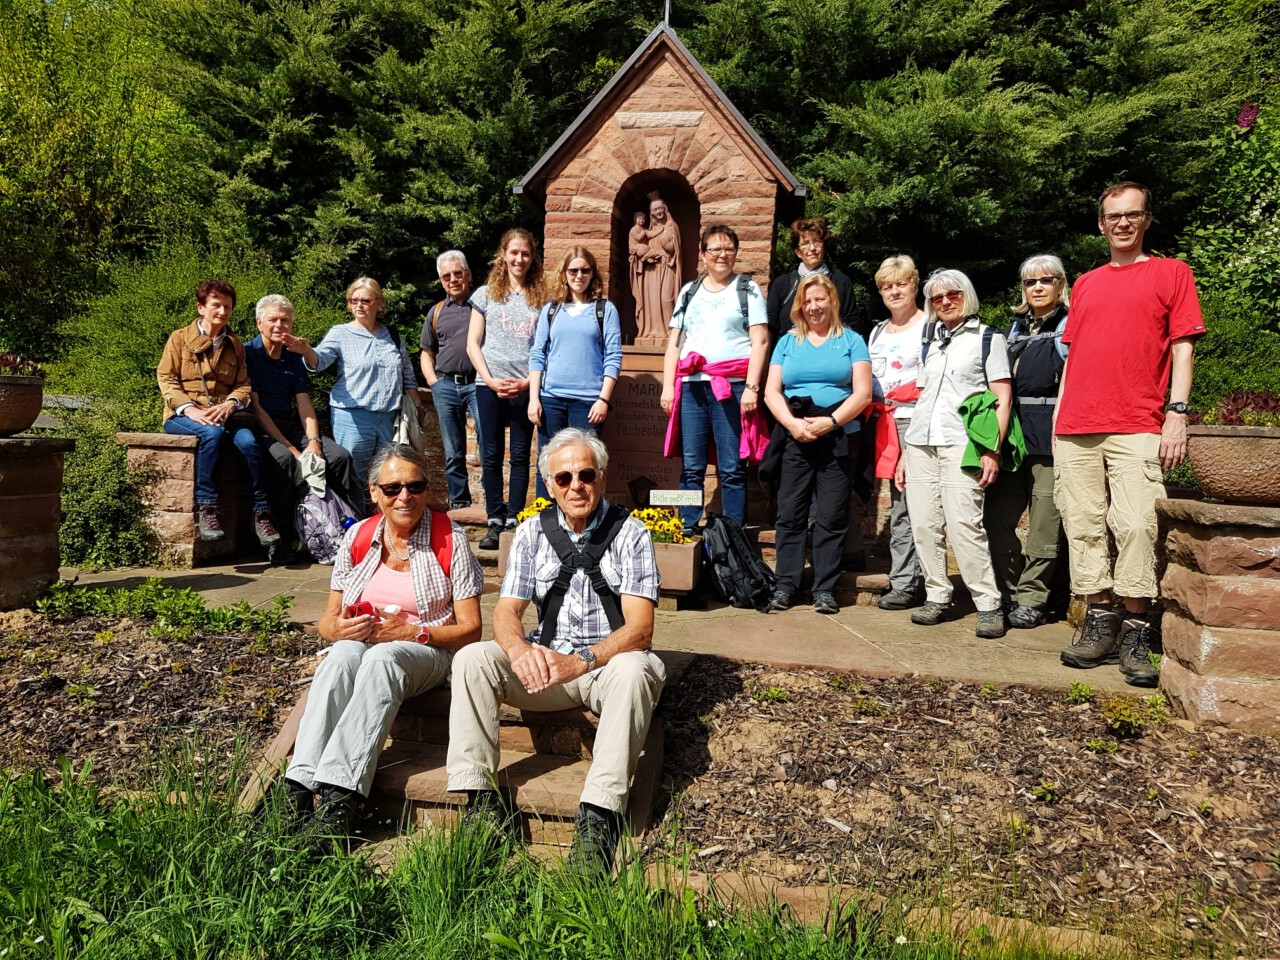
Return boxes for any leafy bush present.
[51,242,347,426]
[1187,291,1280,411]
[55,405,160,570]
[1183,110,1280,313]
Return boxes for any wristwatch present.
[577,647,597,670]
[743,383,760,394]
[1166,402,1189,415]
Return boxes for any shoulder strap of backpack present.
[594,298,605,340]
[674,279,704,351]
[920,320,939,366]
[429,300,447,336]
[350,516,379,566]
[542,301,561,360]
[868,319,889,350]
[736,273,751,330]
[350,512,452,578]
[535,504,628,648]
[981,324,995,384]
[429,509,453,578]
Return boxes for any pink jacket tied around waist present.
[662,353,769,462]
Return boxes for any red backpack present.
[349,511,453,576]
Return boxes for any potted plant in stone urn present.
[0,354,46,437]
[1187,390,1280,505]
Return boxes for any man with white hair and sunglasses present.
[446,427,665,876]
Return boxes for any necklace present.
[385,537,410,562]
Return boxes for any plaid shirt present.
[331,513,484,626]
[501,501,660,649]
[309,323,417,414]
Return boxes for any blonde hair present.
[874,255,919,289]
[483,227,547,308]
[548,246,604,303]
[346,276,386,318]
[788,274,845,339]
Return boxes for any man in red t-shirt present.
[1054,181,1206,687]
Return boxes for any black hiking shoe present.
[306,785,363,852]
[478,522,503,551]
[765,586,793,613]
[1118,618,1161,687]
[812,591,839,615]
[566,802,624,877]
[1060,608,1121,669]
[1008,604,1046,629]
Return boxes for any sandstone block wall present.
[0,438,73,610]
[1156,498,1280,735]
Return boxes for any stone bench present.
[118,432,257,567]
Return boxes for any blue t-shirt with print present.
[770,328,871,431]
[245,334,310,422]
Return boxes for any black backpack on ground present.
[700,512,778,612]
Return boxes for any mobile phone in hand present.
[347,600,379,620]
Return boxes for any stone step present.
[372,739,591,819]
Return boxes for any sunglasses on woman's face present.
[552,468,598,488]
[565,267,593,276]
[376,480,428,497]
[929,291,962,306]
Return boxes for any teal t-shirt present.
[770,328,871,431]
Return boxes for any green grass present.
[0,753,1107,960]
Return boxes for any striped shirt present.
[309,322,417,414]
[332,513,484,627]
[501,502,660,650]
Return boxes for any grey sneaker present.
[196,504,225,541]
[1118,618,1160,687]
[976,609,1006,639]
[812,590,839,615]
[254,510,281,545]
[1008,604,1046,629]
[567,802,624,876]
[478,522,503,550]
[910,600,951,626]
[1060,608,1121,668]
[878,584,925,611]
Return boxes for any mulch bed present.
[654,660,1280,949]
[3,609,1277,950]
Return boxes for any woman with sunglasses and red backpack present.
[278,443,484,844]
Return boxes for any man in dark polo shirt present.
[245,294,359,559]
[420,250,483,510]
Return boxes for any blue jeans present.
[430,379,480,504]
[163,414,270,512]
[678,379,747,530]
[330,406,398,494]
[475,383,534,524]
[534,393,593,499]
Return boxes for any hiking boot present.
[878,584,925,611]
[307,785,363,852]
[254,510,282,545]
[765,586,793,613]
[1059,608,1120,669]
[566,802,624,877]
[268,541,299,566]
[1008,604,1046,629]
[504,517,518,530]
[910,600,951,626]
[975,609,1006,639]
[196,504,225,541]
[812,591,839,615]
[461,789,506,830]
[1118,618,1161,688]
[478,521,503,551]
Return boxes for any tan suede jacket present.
[157,321,253,420]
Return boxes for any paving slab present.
[60,560,1133,693]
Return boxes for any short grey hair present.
[255,294,295,322]
[922,269,981,322]
[368,443,430,486]
[1015,254,1070,311]
[538,428,609,485]
[436,250,470,277]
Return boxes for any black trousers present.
[773,431,857,594]
[260,420,360,537]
